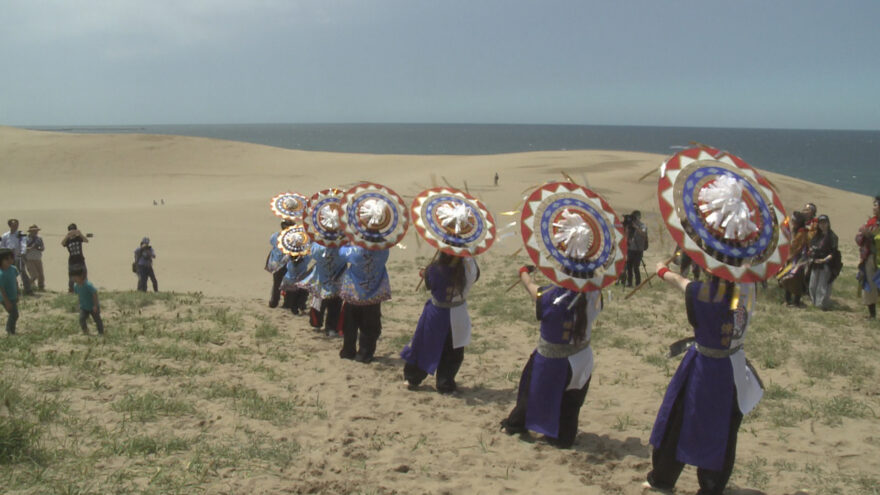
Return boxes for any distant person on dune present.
[62,223,88,293]
[807,215,839,310]
[71,269,104,336]
[1,219,32,295]
[0,248,20,335]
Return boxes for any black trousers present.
[403,329,464,393]
[647,388,743,495]
[269,267,287,308]
[286,288,308,314]
[310,296,342,330]
[502,353,590,448]
[339,302,382,361]
[625,249,643,286]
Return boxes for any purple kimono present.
[400,259,477,375]
[649,281,751,471]
[523,286,597,438]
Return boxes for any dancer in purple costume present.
[644,264,762,494]
[400,252,479,394]
[500,265,602,448]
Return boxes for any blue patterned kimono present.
[265,232,286,273]
[307,243,346,298]
[280,253,314,291]
[339,246,390,305]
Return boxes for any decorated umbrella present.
[270,192,308,221]
[410,187,496,257]
[277,225,311,258]
[303,188,347,247]
[339,182,409,250]
[520,182,626,292]
[658,145,789,282]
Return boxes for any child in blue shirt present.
[0,248,19,335]
[71,270,104,335]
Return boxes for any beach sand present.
[1,126,878,494]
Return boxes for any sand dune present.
[1,126,871,298]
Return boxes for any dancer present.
[500,266,602,447]
[500,181,626,448]
[266,219,294,308]
[280,252,313,315]
[645,146,787,494]
[401,186,495,393]
[307,242,346,336]
[337,182,410,364]
[777,211,808,306]
[301,188,349,336]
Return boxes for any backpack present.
[829,248,843,282]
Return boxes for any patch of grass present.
[254,321,279,340]
[102,434,190,457]
[0,417,42,464]
[111,391,196,422]
[47,293,79,313]
[801,349,872,379]
[203,383,317,425]
[740,456,770,490]
[817,396,875,426]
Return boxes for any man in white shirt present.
[1,219,32,294]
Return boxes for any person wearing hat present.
[266,220,294,308]
[280,251,313,316]
[306,241,347,336]
[499,265,602,448]
[0,248,20,335]
[134,237,158,292]
[856,196,880,319]
[1,219,32,295]
[62,223,88,293]
[644,152,781,495]
[807,215,838,310]
[337,243,390,363]
[401,251,479,394]
[24,225,45,291]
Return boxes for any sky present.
[1,0,879,130]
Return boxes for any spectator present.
[62,223,88,293]
[134,237,158,292]
[0,248,20,335]
[624,210,648,287]
[856,196,880,319]
[1,219,32,295]
[24,225,45,291]
[778,211,808,307]
[808,215,838,310]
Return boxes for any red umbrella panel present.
[303,188,347,247]
[657,145,789,282]
[411,187,496,257]
[521,182,626,292]
[270,192,308,221]
[339,182,410,250]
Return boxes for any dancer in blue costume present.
[400,252,479,394]
[266,219,293,308]
[338,245,390,363]
[306,242,347,335]
[500,265,602,448]
[280,250,313,316]
[645,265,762,494]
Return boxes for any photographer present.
[134,237,158,292]
[1,219,32,295]
[623,210,648,287]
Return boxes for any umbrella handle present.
[624,254,677,300]
[414,249,440,292]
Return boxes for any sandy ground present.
[1,126,878,495]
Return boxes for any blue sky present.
[2,0,878,129]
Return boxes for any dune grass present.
[1,259,878,494]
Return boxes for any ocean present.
[29,123,879,197]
